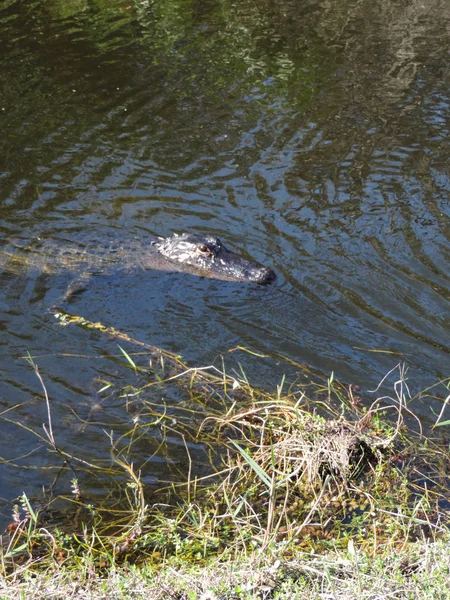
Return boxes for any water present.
[0,0,449,521]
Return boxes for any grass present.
[1,540,450,599]
[0,312,449,598]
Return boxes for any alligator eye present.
[198,244,210,253]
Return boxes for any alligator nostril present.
[245,266,276,284]
[260,268,276,284]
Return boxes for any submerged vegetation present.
[0,313,449,598]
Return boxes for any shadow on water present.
[0,0,449,523]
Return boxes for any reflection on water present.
[0,0,449,520]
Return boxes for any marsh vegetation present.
[1,313,449,599]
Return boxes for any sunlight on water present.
[0,0,449,521]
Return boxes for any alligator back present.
[0,228,162,276]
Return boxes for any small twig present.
[26,353,55,449]
[432,392,450,429]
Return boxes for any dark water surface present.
[0,0,449,519]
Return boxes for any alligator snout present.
[243,264,276,284]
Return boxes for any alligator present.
[0,229,275,302]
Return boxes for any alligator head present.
[155,233,275,284]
